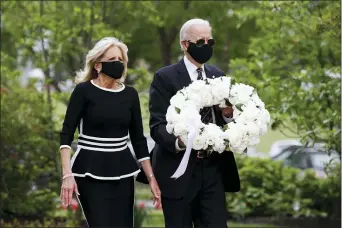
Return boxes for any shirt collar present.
[184,55,205,77]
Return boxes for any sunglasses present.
[188,38,215,47]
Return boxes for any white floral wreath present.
[165,76,271,178]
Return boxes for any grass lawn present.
[142,210,277,227]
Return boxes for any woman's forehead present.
[102,46,123,59]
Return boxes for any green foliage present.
[134,204,148,228]
[226,156,341,220]
[0,52,60,218]
[126,1,259,71]
[227,156,300,219]
[0,219,65,228]
[229,1,341,155]
[296,163,341,218]
[2,1,130,83]
[2,1,259,91]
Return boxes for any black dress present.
[60,80,149,227]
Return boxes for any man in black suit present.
[139,18,240,228]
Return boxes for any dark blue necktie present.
[197,68,213,124]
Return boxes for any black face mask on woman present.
[100,61,124,79]
[187,42,213,64]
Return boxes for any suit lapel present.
[204,64,214,79]
[176,58,192,89]
[176,59,217,89]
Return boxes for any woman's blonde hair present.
[75,37,129,84]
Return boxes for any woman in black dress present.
[59,37,161,227]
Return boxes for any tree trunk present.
[157,1,189,66]
[88,0,95,49]
[158,26,179,66]
[39,0,59,175]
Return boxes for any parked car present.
[271,145,340,178]
[269,139,302,158]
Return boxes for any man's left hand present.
[220,106,234,118]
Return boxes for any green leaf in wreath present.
[175,107,180,114]
[235,103,243,112]
[225,99,232,107]
[230,77,235,85]
[225,145,231,151]
[223,125,228,131]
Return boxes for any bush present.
[297,163,341,218]
[1,53,60,219]
[226,156,341,220]
[134,203,148,228]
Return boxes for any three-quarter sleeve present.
[59,83,86,150]
[129,88,150,162]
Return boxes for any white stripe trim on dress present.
[59,145,71,150]
[137,157,150,162]
[77,139,127,147]
[80,118,83,135]
[91,79,125,92]
[71,147,81,167]
[78,144,128,152]
[75,194,89,227]
[72,169,141,180]
[79,133,129,141]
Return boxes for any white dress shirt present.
[175,55,233,151]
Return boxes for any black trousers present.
[161,154,228,228]
[75,176,134,228]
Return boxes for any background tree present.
[0,52,59,219]
[229,1,341,155]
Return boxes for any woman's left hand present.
[149,177,162,210]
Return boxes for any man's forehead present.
[188,25,212,38]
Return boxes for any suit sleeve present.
[59,84,85,150]
[129,88,150,162]
[149,72,178,154]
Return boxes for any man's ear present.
[181,41,188,51]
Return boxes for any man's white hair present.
[179,18,212,51]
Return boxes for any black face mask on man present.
[186,42,213,64]
[100,61,124,79]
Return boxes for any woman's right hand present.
[60,176,80,207]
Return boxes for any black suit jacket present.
[136,59,240,198]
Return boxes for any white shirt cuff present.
[222,113,233,123]
[59,145,71,150]
[175,138,186,152]
[138,157,150,162]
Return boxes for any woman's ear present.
[94,62,102,73]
